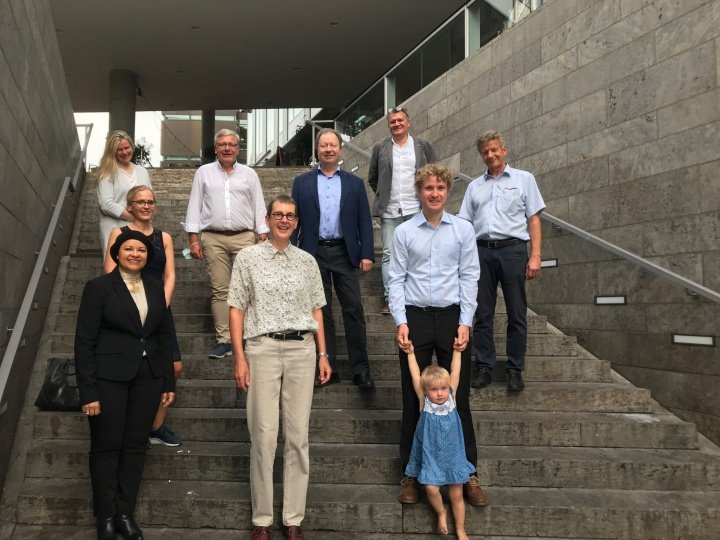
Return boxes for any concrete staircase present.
[7,167,720,539]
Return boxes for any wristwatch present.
[317,352,329,357]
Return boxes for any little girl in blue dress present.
[405,346,474,539]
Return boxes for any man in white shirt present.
[368,106,437,314]
[185,129,268,359]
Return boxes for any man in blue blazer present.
[291,128,375,389]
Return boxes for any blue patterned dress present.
[405,389,475,485]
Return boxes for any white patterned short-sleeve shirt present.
[227,241,326,339]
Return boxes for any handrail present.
[0,123,94,416]
[306,119,720,306]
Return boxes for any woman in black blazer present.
[75,230,175,540]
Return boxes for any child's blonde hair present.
[420,364,451,393]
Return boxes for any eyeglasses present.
[269,212,297,222]
[387,106,408,115]
[131,200,156,207]
[216,142,239,149]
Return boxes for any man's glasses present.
[216,142,239,149]
[270,212,297,222]
[131,200,156,207]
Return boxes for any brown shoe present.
[381,302,390,314]
[252,526,271,539]
[282,525,304,539]
[464,475,489,506]
[398,476,420,504]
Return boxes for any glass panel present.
[421,14,465,87]
[336,80,384,138]
[480,0,510,47]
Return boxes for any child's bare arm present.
[407,347,424,406]
[450,349,462,395]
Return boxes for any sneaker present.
[149,424,182,447]
[209,342,232,359]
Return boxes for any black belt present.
[477,238,526,249]
[318,239,344,247]
[203,229,252,236]
[407,304,458,312]
[263,331,310,341]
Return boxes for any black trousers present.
[399,305,477,473]
[314,243,370,376]
[88,357,163,519]
[473,242,528,373]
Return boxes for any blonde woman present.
[96,130,152,255]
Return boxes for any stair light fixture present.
[351,165,359,173]
[672,334,715,347]
[540,259,557,268]
[594,295,627,305]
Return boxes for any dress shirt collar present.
[215,160,240,174]
[317,166,340,178]
[483,163,512,181]
[262,239,292,259]
[413,210,453,228]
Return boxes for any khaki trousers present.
[201,231,255,342]
[245,333,316,527]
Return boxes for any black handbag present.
[34,357,81,411]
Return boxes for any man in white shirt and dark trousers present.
[389,163,488,507]
[368,106,437,314]
[184,129,269,359]
[458,131,545,392]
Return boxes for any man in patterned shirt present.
[228,195,331,540]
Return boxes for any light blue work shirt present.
[388,211,479,327]
[317,167,343,240]
[458,164,545,241]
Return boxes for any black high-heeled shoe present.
[96,516,117,540]
[115,514,143,540]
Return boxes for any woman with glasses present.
[104,185,183,447]
[96,130,153,256]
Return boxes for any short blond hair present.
[414,163,453,192]
[420,365,451,393]
[126,185,155,207]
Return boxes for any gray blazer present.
[367,136,437,217]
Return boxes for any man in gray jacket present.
[368,106,437,314]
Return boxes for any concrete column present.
[108,69,137,138]
[201,110,215,164]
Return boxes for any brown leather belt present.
[203,229,252,236]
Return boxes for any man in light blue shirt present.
[389,164,487,507]
[458,130,545,392]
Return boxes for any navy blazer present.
[74,267,174,405]
[291,168,375,266]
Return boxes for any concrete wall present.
[342,0,720,443]
[0,0,80,491]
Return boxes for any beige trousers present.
[201,231,255,342]
[245,333,316,527]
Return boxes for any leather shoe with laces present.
[282,525,305,539]
[507,371,525,392]
[398,476,420,504]
[352,372,375,389]
[471,366,492,389]
[464,475,489,506]
[96,517,117,540]
[115,514,143,539]
[252,526,271,539]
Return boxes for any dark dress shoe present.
[282,524,305,539]
[96,517,117,540]
[314,372,340,388]
[507,371,525,392]
[471,367,492,389]
[352,372,375,389]
[115,514,143,540]
[251,526,271,539]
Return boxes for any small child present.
[405,346,474,539]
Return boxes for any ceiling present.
[51,0,467,112]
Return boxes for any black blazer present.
[74,268,174,405]
[291,168,375,266]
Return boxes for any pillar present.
[108,69,137,138]
[201,110,215,164]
